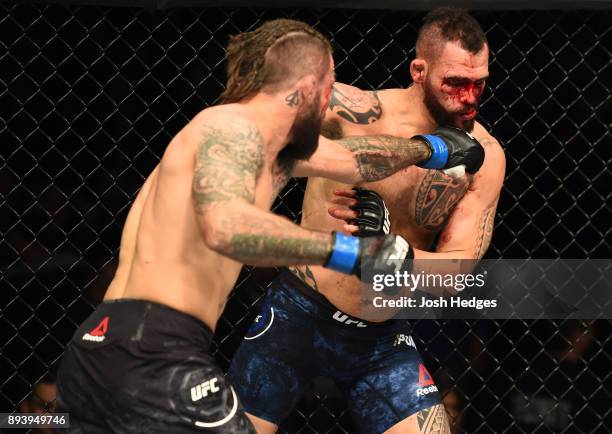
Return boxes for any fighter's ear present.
[410,59,427,84]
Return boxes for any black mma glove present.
[414,126,485,174]
[350,188,390,237]
[323,232,413,282]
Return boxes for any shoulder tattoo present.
[329,86,382,125]
[192,123,264,213]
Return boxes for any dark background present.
[1,3,611,432]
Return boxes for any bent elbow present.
[200,214,232,255]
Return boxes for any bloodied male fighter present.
[229,8,505,434]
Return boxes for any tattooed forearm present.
[230,234,330,265]
[193,119,333,266]
[290,265,320,291]
[192,122,264,212]
[329,86,382,125]
[211,213,333,266]
[416,404,451,434]
[336,135,432,182]
[229,224,332,266]
[475,201,496,258]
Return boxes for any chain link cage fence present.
[1,1,611,432]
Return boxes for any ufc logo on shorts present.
[332,311,367,328]
[393,334,416,349]
[190,377,220,402]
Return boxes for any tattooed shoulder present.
[192,119,264,213]
[329,84,382,125]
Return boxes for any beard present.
[277,95,323,173]
[423,80,476,132]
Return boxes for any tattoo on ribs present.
[285,90,301,107]
[476,202,496,258]
[416,405,451,434]
[192,123,264,211]
[329,87,382,124]
[290,265,320,291]
[337,135,430,182]
[415,171,469,231]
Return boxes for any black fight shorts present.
[56,298,255,433]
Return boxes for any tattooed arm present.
[293,134,432,184]
[293,83,433,183]
[412,125,506,294]
[193,116,333,266]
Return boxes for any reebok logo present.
[332,311,367,328]
[191,378,220,402]
[393,334,416,349]
[415,364,438,397]
[82,316,109,342]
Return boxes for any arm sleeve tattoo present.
[192,122,264,210]
[415,171,470,232]
[336,135,432,182]
[192,120,332,265]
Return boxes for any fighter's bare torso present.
[104,104,288,331]
[297,85,486,318]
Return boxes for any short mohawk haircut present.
[417,7,487,60]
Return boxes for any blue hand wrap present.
[419,135,449,169]
[325,232,360,274]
